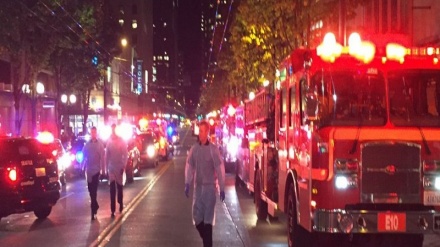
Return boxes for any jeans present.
[110,181,123,213]
[88,172,100,214]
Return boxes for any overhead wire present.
[204,0,235,85]
[36,0,135,81]
[204,0,221,84]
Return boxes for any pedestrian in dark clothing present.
[185,120,225,247]
[81,126,105,220]
[106,124,128,217]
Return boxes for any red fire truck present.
[236,32,440,246]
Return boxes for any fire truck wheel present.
[287,183,310,247]
[254,171,268,220]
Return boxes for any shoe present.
[119,204,123,213]
[111,212,115,218]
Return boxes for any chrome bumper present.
[314,209,440,234]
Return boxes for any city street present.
[0,127,439,246]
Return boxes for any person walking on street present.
[106,124,128,217]
[81,126,106,221]
[185,120,225,247]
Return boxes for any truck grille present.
[361,142,421,203]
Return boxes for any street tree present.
[49,0,121,136]
[0,0,60,136]
[211,0,369,106]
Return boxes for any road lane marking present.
[222,201,247,247]
[59,192,74,200]
[89,162,172,247]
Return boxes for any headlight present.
[423,175,440,190]
[335,176,349,189]
[226,136,239,157]
[58,153,72,170]
[335,175,358,189]
[147,145,156,158]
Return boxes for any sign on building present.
[134,60,143,94]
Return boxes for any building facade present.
[104,0,153,123]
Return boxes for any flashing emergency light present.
[249,92,255,101]
[348,32,361,52]
[386,43,407,63]
[208,118,215,126]
[317,32,342,62]
[58,153,72,171]
[116,123,134,141]
[36,131,54,144]
[156,118,162,126]
[99,125,112,141]
[139,118,148,129]
[76,151,84,163]
[318,32,376,63]
[227,105,236,117]
[167,126,174,136]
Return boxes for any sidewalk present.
[103,156,248,247]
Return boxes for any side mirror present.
[305,93,319,121]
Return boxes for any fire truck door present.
[297,142,312,231]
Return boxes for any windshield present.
[312,70,387,127]
[0,139,46,159]
[138,134,156,145]
[389,69,440,127]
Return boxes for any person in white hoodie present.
[185,120,225,247]
[105,124,128,217]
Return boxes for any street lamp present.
[29,82,45,136]
[121,37,137,92]
[61,93,76,135]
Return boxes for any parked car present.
[41,138,71,186]
[136,132,160,167]
[0,137,60,221]
[125,138,142,183]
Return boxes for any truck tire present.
[287,183,310,247]
[34,206,52,219]
[254,171,268,220]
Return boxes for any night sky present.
[177,0,203,114]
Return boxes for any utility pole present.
[103,72,108,125]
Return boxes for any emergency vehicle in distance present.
[138,117,170,161]
[217,104,244,173]
[235,32,440,246]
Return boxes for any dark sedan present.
[0,137,60,221]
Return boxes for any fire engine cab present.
[237,32,440,246]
